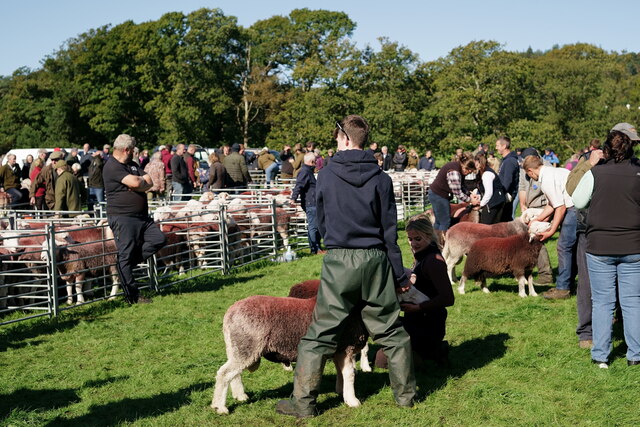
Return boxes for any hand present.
[396,284,411,294]
[537,229,554,242]
[30,196,36,206]
[589,149,604,167]
[400,303,421,314]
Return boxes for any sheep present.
[211,291,368,414]
[287,280,372,372]
[457,221,551,297]
[442,217,529,282]
[42,237,120,305]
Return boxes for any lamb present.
[457,221,551,297]
[211,289,368,414]
[442,218,529,282]
[42,237,120,305]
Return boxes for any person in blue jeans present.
[522,155,578,300]
[572,123,640,368]
[291,152,322,254]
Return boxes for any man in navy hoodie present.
[276,115,416,418]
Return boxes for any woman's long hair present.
[604,131,634,163]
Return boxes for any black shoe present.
[275,399,315,418]
[628,360,640,366]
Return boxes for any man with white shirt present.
[523,155,577,299]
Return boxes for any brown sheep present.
[211,290,368,414]
[458,231,545,297]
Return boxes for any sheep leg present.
[212,359,245,415]
[109,269,120,300]
[528,274,538,297]
[278,228,289,250]
[230,375,249,402]
[65,281,74,305]
[516,275,527,298]
[359,343,372,372]
[75,274,85,304]
[458,276,467,295]
[334,351,360,407]
[481,278,490,294]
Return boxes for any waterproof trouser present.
[291,248,416,413]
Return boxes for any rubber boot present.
[384,340,416,408]
[276,352,326,418]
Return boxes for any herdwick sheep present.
[211,292,368,414]
[41,237,120,305]
[457,221,551,297]
[442,217,529,282]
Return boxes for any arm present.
[446,170,471,203]
[419,253,454,310]
[538,205,566,242]
[533,204,555,223]
[241,158,251,183]
[479,172,495,207]
[379,175,408,288]
[290,171,308,202]
[316,175,326,237]
[121,173,153,192]
[571,171,594,209]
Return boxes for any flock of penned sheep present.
[0,190,304,310]
[212,205,552,414]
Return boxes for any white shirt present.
[479,171,495,207]
[538,166,574,209]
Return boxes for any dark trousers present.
[292,249,416,412]
[305,206,321,253]
[108,215,167,303]
[479,203,504,225]
[401,308,447,361]
[576,233,592,341]
[500,199,515,222]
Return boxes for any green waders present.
[285,248,416,416]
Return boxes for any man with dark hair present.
[276,114,416,418]
[418,150,436,171]
[0,154,23,206]
[103,134,166,304]
[496,136,519,221]
[291,152,322,254]
[392,145,408,172]
[170,144,192,201]
[366,141,378,156]
[223,143,251,188]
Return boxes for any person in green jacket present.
[53,160,81,216]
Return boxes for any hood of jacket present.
[327,149,380,187]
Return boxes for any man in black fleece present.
[291,152,322,254]
[276,115,416,418]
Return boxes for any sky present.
[2,0,639,77]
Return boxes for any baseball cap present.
[611,123,639,141]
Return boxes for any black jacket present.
[170,155,189,184]
[316,149,407,286]
[291,164,316,210]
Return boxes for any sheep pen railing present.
[0,200,309,326]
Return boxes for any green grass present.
[1,233,639,426]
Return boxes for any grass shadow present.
[0,388,80,419]
[0,300,125,352]
[235,333,510,415]
[158,273,264,296]
[484,280,553,295]
[45,381,213,427]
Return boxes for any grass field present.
[1,231,639,426]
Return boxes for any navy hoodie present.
[316,149,407,287]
